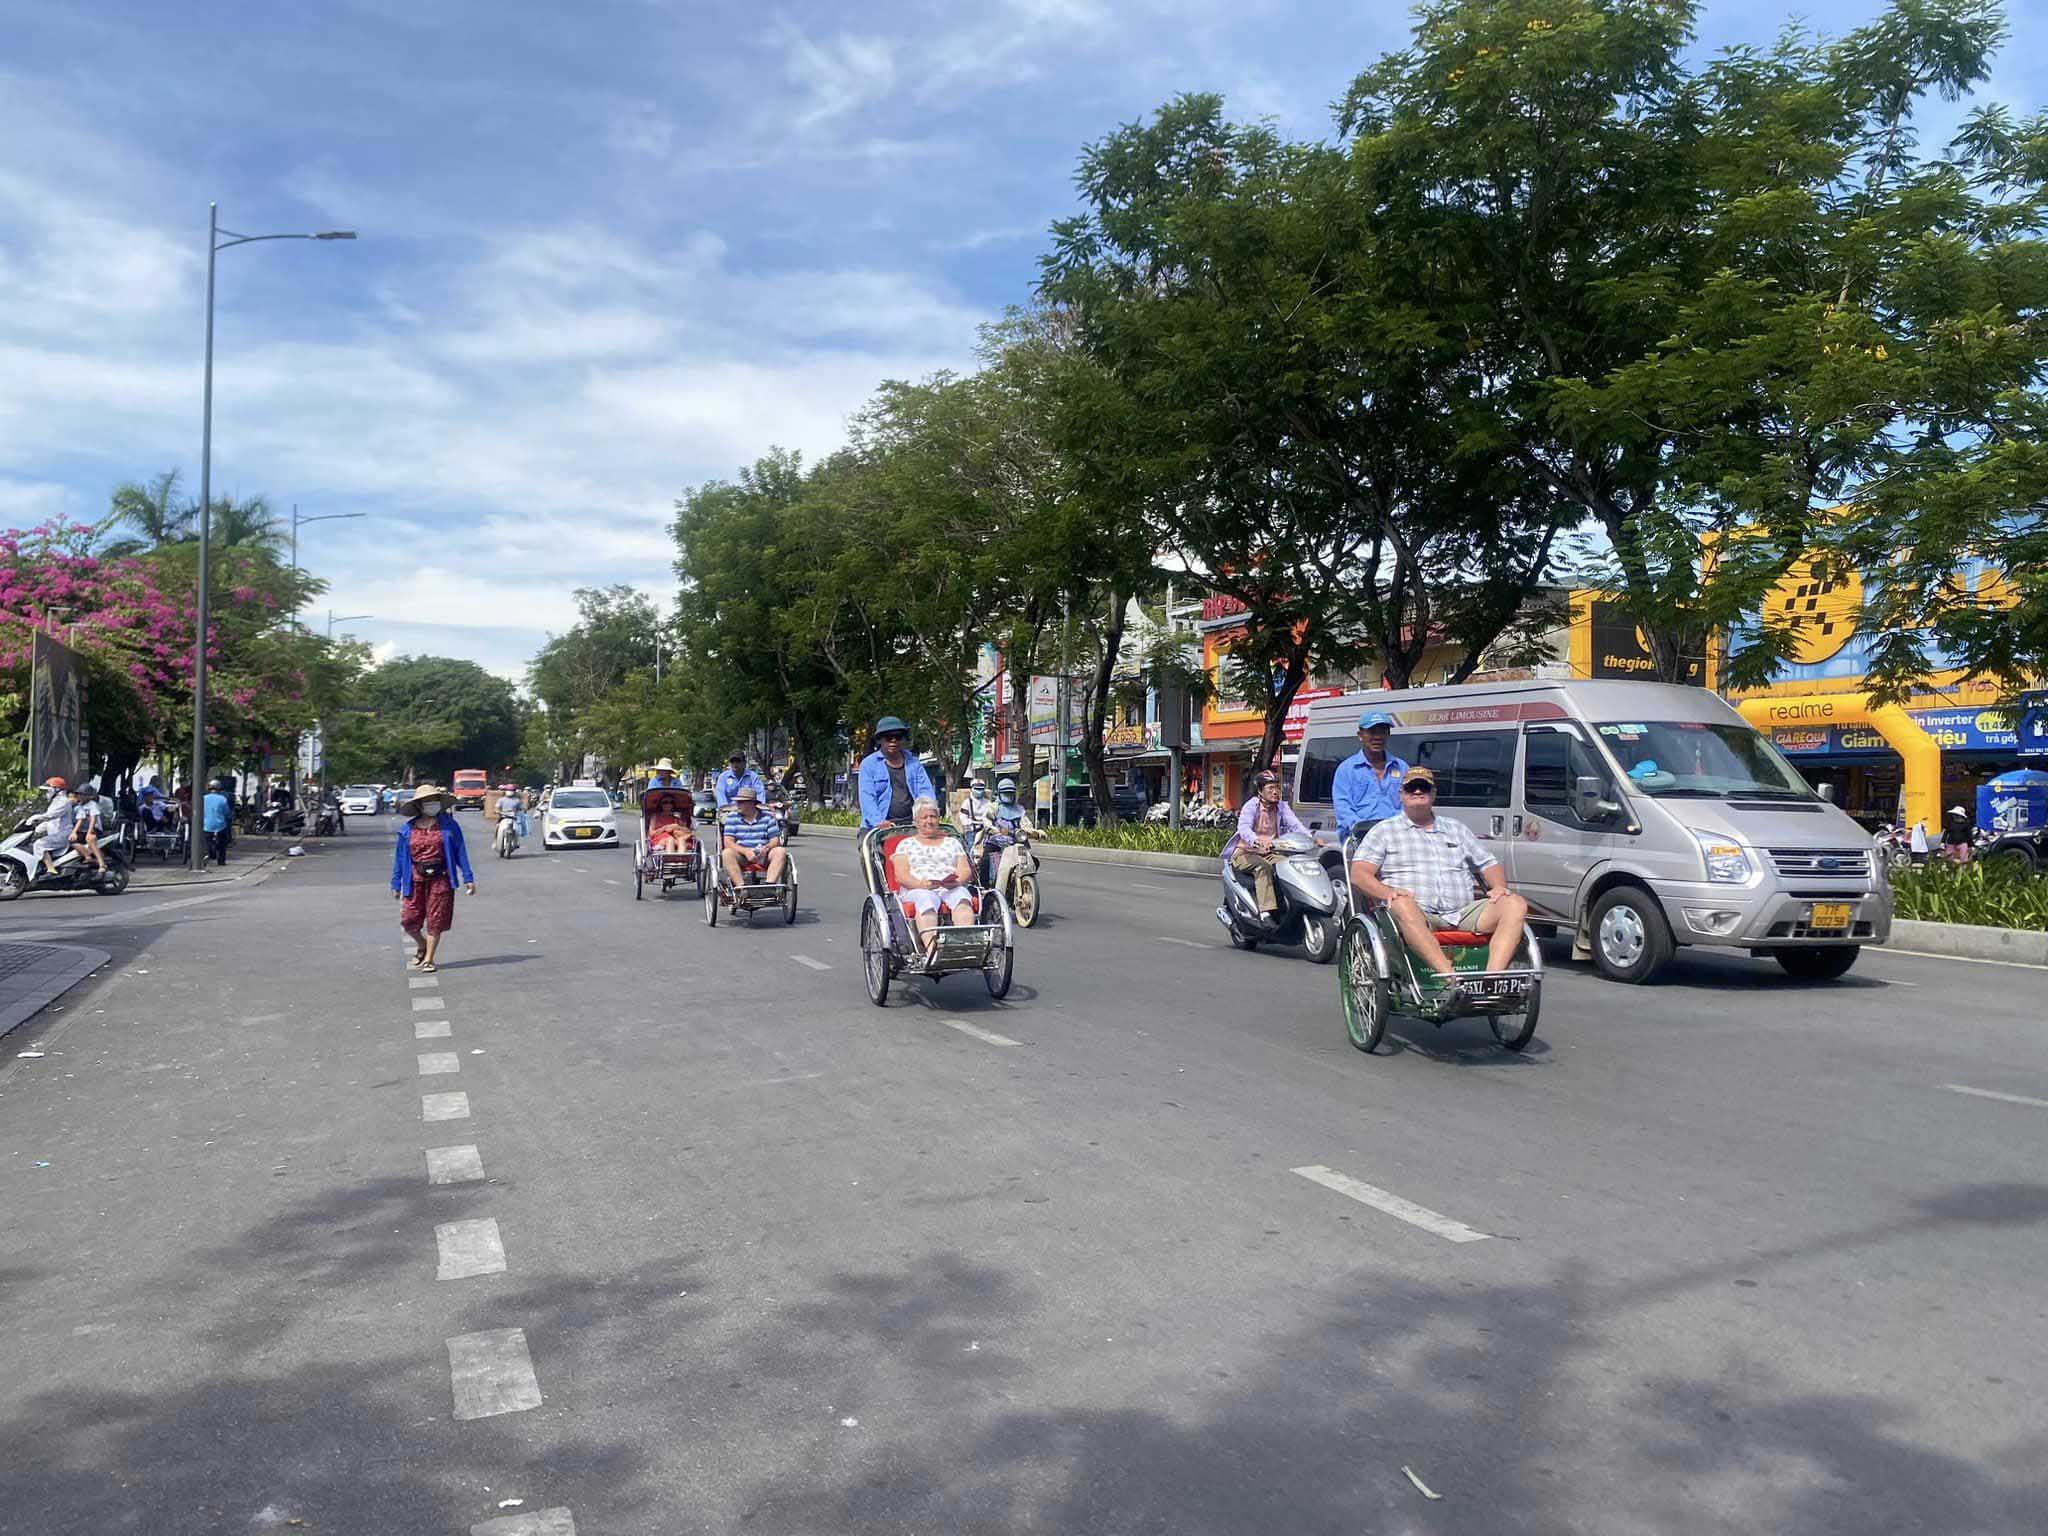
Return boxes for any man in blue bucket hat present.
[1332,709,1408,841]
[858,715,935,828]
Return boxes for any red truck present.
[451,769,489,811]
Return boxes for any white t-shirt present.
[901,835,967,885]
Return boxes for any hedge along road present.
[0,822,2043,1533]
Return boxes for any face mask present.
[418,801,442,817]
[972,787,987,799]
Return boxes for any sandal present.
[418,961,438,974]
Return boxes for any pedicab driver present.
[715,751,765,810]
[1349,766,1530,981]
[857,716,934,828]
[1331,711,1407,839]
[720,786,787,886]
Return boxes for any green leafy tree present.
[99,470,194,557]
[360,656,522,780]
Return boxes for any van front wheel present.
[1588,886,1672,984]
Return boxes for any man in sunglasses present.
[858,715,935,828]
[1350,766,1530,980]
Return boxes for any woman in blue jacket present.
[391,783,476,971]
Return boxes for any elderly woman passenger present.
[890,796,975,956]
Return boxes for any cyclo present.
[857,820,1016,1004]
[634,787,709,900]
[704,807,799,927]
[1334,827,1543,1054]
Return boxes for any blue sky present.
[3,0,2042,681]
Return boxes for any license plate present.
[1465,974,1530,1001]
[571,827,596,839]
[1809,902,1852,932]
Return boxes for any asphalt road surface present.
[2,817,2044,1534]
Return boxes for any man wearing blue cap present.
[1332,710,1409,840]
[858,715,935,828]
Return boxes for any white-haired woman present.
[890,796,975,956]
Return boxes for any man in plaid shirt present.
[1351,766,1530,979]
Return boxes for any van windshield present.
[1593,721,1817,800]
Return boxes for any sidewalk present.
[126,847,285,889]
[0,941,111,1040]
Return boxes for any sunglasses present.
[1402,783,1435,795]
[879,733,907,742]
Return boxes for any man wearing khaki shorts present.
[1349,766,1530,980]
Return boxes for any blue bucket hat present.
[1358,710,1395,731]
[873,715,910,739]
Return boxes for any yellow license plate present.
[1809,902,1852,932]
[572,827,596,838]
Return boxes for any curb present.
[126,850,285,889]
[1889,918,2048,966]
[0,942,113,1040]
[799,820,1219,875]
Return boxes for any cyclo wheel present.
[1338,917,1389,1054]
[703,870,719,927]
[983,928,1014,999]
[634,866,644,901]
[861,902,891,1006]
[1490,980,1539,1052]
[1013,872,1039,928]
[783,878,798,926]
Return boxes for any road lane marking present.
[471,1511,578,1536]
[790,954,831,971]
[436,1217,507,1278]
[422,1091,470,1121]
[408,976,439,989]
[426,1144,486,1184]
[413,996,447,1012]
[415,1018,452,1039]
[603,878,621,886]
[1944,1083,2048,1109]
[942,1019,1022,1048]
[831,872,849,878]
[1129,882,1166,892]
[1155,936,1214,949]
[1290,1165,1493,1244]
[572,865,590,873]
[447,1327,542,1419]
[418,1051,460,1076]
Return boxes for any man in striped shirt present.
[720,785,787,886]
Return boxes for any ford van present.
[1295,680,1890,983]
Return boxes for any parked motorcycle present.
[0,814,132,898]
[1215,832,1343,963]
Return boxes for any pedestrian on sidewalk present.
[391,783,475,972]
[201,783,231,867]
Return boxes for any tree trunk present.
[1252,632,1313,773]
[1081,589,1129,823]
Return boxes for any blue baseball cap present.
[1357,711,1395,731]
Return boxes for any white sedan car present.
[338,784,381,817]
[542,786,620,848]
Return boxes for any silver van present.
[1294,680,1891,983]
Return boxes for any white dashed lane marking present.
[447,1327,542,1419]
[415,1018,452,1040]
[436,1217,507,1278]
[1291,1165,1494,1244]
[942,1018,1022,1048]
[408,976,439,989]
[1945,1083,2048,1110]
[422,1091,471,1122]
[426,1144,486,1184]
[418,1051,461,1076]
[603,878,621,886]
[1155,936,1214,949]
[413,996,447,1012]
[472,1510,578,1536]
[789,954,831,971]
[1128,882,1166,892]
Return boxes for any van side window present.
[1524,726,1609,826]
[1412,730,1514,807]
[1297,735,1350,804]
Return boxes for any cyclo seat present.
[1432,929,1489,947]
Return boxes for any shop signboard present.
[1586,600,1707,685]
[28,631,87,788]
[1026,675,1086,747]
[1770,708,2017,756]
[1280,687,1343,744]
[2017,691,2048,758]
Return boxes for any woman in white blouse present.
[890,796,976,954]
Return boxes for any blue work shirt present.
[389,812,475,897]
[202,792,231,833]
[715,768,765,808]
[857,751,934,827]
[1331,750,1410,836]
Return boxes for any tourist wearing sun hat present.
[390,783,476,972]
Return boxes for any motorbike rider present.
[715,751,766,810]
[30,776,74,877]
[68,782,108,872]
[1350,766,1530,981]
[1332,711,1408,845]
[1224,769,1311,917]
[493,786,524,852]
[720,785,787,885]
[978,775,1037,888]
[857,716,935,828]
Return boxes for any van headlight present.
[1692,829,1753,883]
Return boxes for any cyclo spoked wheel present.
[1013,872,1038,927]
[703,871,719,926]
[861,903,891,1005]
[783,879,798,926]
[983,928,1014,998]
[1338,918,1388,1054]
[1490,982,1539,1052]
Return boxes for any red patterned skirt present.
[400,875,454,936]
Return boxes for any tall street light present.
[290,504,366,623]
[190,203,356,870]
[312,613,374,800]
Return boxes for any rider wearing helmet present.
[715,751,765,810]
[976,775,1037,887]
[1224,768,1310,917]
[31,776,73,876]
[857,716,935,828]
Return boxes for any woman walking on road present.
[391,783,475,972]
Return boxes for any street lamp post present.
[290,505,366,619]
[189,203,355,871]
[311,613,373,801]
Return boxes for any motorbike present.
[0,814,132,898]
[767,793,803,838]
[494,810,523,858]
[974,819,1042,928]
[1215,832,1344,963]
[310,799,342,838]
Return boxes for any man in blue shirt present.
[715,751,766,810]
[857,716,934,827]
[720,786,786,885]
[202,782,232,867]
[1331,710,1408,841]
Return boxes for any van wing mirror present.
[1573,774,1619,825]
[1816,782,1837,803]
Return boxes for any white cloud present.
[776,22,898,130]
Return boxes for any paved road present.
[2,818,2044,1534]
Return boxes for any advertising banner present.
[1280,687,1343,744]
[2017,691,2048,758]
[1026,675,1085,747]
[28,631,86,788]
[1587,600,1707,686]
[1771,707,2018,756]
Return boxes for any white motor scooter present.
[0,814,132,898]
[1215,832,1343,963]
[987,825,1042,928]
